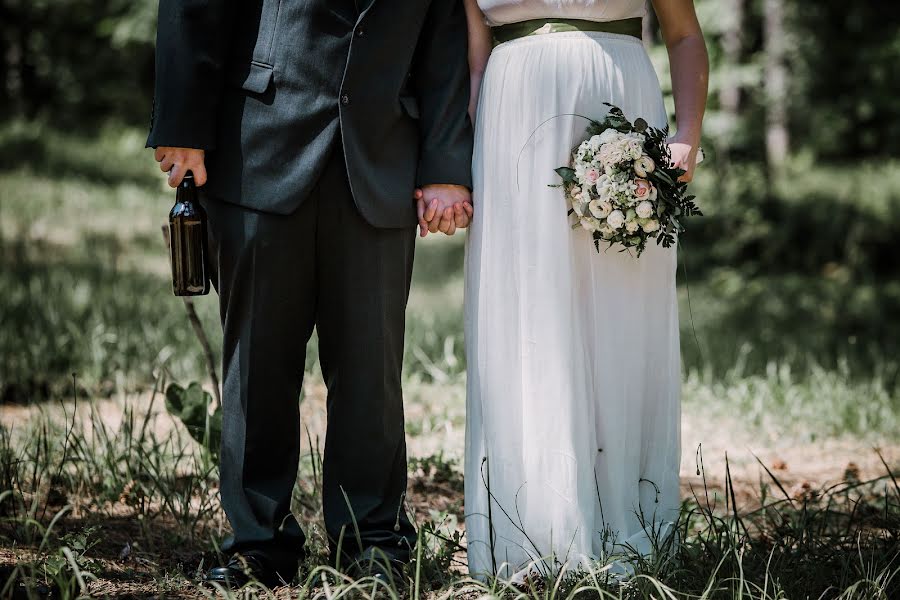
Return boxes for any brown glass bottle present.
[168,172,210,296]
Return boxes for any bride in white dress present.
[460,0,708,581]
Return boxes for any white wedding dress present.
[465,0,682,581]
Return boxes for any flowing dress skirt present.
[464,31,682,580]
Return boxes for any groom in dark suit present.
[147,0,473,587]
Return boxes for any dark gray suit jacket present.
[147,0,474,228]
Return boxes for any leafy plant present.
[165,382,222,458]
[40,526,100,596]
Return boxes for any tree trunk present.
[764,0,789,166]
[720,0,744,121]
[1,3,23,115]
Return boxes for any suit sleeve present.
[412,0,475,189]
[146,0,235,150]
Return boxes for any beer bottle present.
[168,171,210,296]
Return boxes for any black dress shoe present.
[203,552,291,589]
[346,547,407,588]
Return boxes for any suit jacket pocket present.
[227,61,274,94]
[399,95,420,119]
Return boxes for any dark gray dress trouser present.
[202,144,417,566]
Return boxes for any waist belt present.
[491,17,643,46]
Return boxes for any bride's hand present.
[667,134,702,183]
[414,186,474,237]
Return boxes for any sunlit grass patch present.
[684,358,900,439]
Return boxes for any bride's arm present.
[464,0,493,123]
[651,0,709,182]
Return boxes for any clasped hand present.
[414,184,474,238]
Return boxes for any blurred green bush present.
[686,158,900,277]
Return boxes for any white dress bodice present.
[478,0,646,26]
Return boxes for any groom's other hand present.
[415,185,474,237]
[155,147,207,188]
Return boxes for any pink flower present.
[585,169,600,184]
[633,178,652,200]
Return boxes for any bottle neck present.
[176,172,197,204]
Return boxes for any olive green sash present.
[492,17,643,46]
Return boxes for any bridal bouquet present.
[555,104,701,256]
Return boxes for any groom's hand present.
[414,185,473,237]
[155,147,207,188]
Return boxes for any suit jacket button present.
[355,28,365,37]
[341,94,350,106]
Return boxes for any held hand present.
[155,147,207,187]
[666,134,703,183]
[414,184,474,238]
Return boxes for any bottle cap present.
[180,170,196,189]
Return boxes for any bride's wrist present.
[670,130,701,149]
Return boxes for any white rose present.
[633,156,655,177]
[633,158,652,177]
[596,174,614,197]
[625,219,640,234]
[642,219,660,233]
[599,144,624,167]
[589,135,603,151]
[598,128,619,144]
[636,200,654,219]
[606,209,626,230]
[597,145,611,165]
[588,199,611,219]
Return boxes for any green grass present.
[1,397,898,599]
[684,360,900,439]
